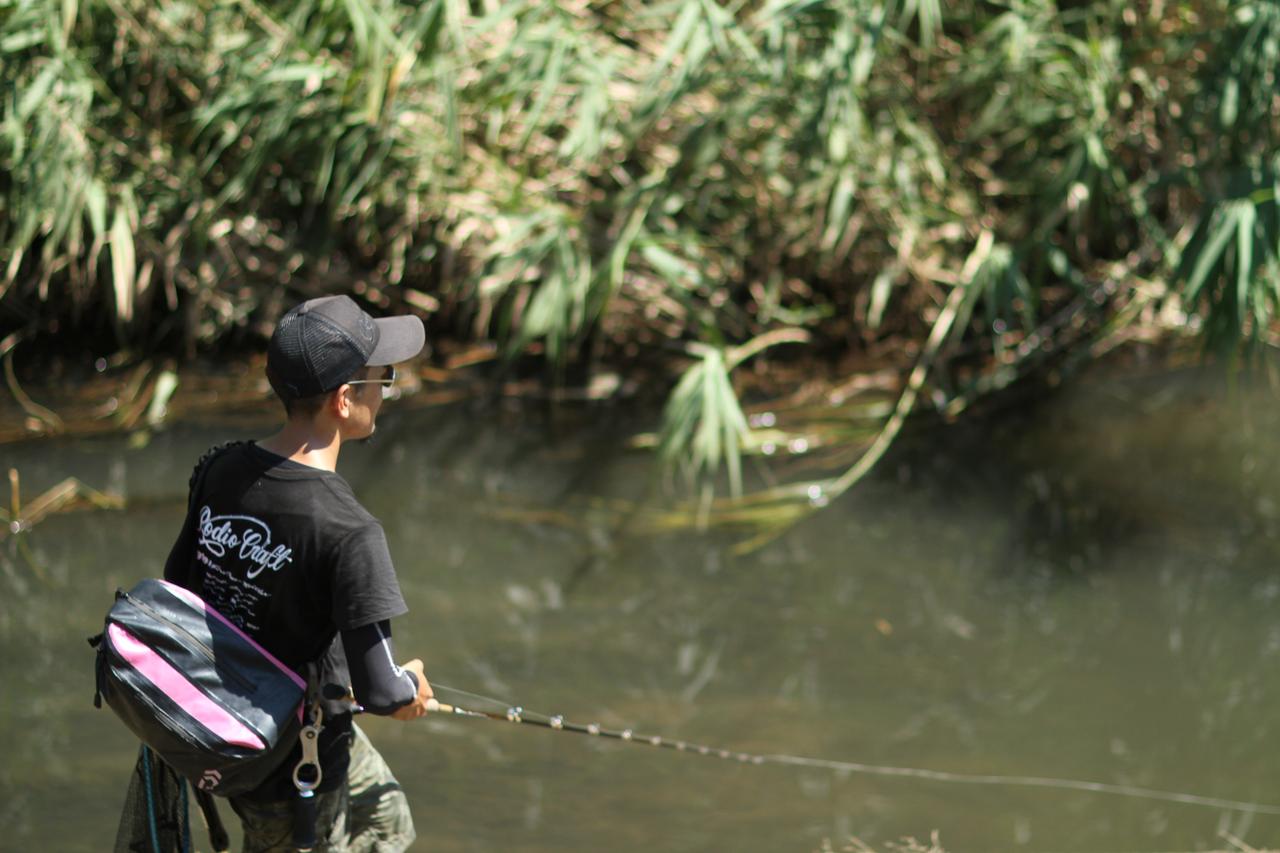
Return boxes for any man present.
[163,295,433,852]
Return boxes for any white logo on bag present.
[198,769,222,790]
[198,506,294,578]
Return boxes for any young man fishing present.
[163,295,434,852]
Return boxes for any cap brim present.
[367,315,426,366]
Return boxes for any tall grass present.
[2,0,1276,504]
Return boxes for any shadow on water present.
[3,361,1280,851]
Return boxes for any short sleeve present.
[330,523,409,630]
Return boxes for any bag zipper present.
[117,588,258,695]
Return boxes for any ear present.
[329,385,353,420]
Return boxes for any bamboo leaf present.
[60,0,77,44]
[1220,77,1239,128]
[1184,205,1241,306]
[262,64,335,85]
[659,346,750,497]
[648,0,701,86]
[109,203,135,324]
[84,179,106,237]
[0,28,46,53]
[146,370,179,427]
[342,0,371,59]
[517,34,567,150]
[868,264,897,330]
[411,0,446,60]
[1236,201,1255,326]
[641,243,700,290]
[18,62,59,119]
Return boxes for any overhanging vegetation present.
[2,0,1278,515]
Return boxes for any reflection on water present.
[3,363,1280,851]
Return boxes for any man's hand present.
[390,658,433,721]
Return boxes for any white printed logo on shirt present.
[197,505,295,579]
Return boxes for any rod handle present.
[426,698,455,714]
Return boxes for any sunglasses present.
[346,366,397,399]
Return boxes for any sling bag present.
[91,576,308,798]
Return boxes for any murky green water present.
[4,363,1280,852]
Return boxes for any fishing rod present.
[425,686,1280,817]
[426,695,765,764]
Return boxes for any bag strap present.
[194,790,230,853]
[186,437,320,844]
[186,441,248,509]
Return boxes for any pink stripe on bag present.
[160,580,306,691]
[108,623,266,751]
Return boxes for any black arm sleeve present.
[340,620,419,715]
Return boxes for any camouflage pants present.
[230,725,416,853]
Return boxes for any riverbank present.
[0,325,905,445]
[0,334,1222,554]
[0,341,589,444]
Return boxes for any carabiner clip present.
[292,702,324,794]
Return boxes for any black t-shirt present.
[163,442,408,800]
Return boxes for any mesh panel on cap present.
[272,312,364,395]
[306,315,364,391]
[270,312,310,394]
[274,313,303,357]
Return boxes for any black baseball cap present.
[267,295,425,397]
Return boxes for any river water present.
[3,361,1280,852]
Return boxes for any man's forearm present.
[341,620,420,714]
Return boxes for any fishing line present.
[426,684,1280,816]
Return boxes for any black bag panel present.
[96,578,306,797]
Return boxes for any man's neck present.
[258,420,342,472]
